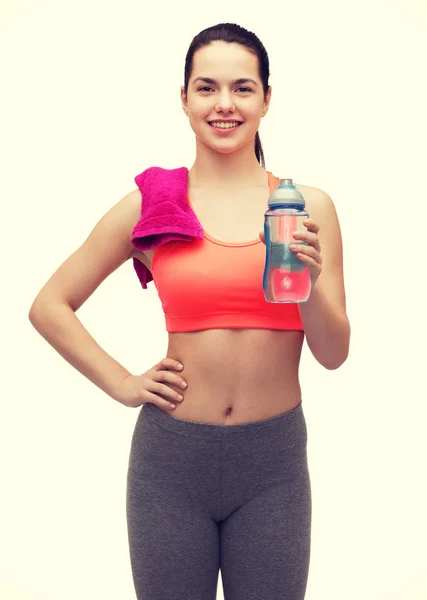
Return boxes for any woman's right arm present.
[28,189,143,403]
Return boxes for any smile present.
[208,122,243,134]
[208,122,242,129]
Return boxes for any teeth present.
[211,122,240,129]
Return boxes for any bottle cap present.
[268,178,305,208]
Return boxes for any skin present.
[30,40,348,425]
[131,41,347,424]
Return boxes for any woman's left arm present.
[291,189,351,370]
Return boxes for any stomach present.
[164,328,305,425]
[132,249,305,425]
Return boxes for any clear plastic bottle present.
[263,178,311,303]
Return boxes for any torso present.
[131,172,315,425]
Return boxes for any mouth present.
[207,121,243,131]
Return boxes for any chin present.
[201,140,245,155]
[195,131,255,154]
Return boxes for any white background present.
[1,1,426,598]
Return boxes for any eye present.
[197,87,253,93]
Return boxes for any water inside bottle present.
[270,241,307,272]
[265,241,311,302]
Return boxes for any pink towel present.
[131,166,204,288]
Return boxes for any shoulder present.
[121,188,146,260]
[295,182,345,270]
[90,187,143,261]
[116,187,143,234]
[295,183,340,225]
[295,183,331,206]
[93,187,144,262]
[127,187,142,205]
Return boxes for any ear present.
[261,85,272,117]
[181,86,188,115]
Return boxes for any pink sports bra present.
[149,171,304,333]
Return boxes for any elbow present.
[28,299,45,330]
[28,300,40,326]
[311,348,349,370]
[323,353,349,370]
[315,330,351,371]
[322,339,350,371]
[28,293,46,320]
[29,296,72,331]
[28,296,55,328]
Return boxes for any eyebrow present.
[192,77,258,86]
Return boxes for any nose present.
[215,90,235,113]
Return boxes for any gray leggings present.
[126,399,311,600]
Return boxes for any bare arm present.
[298,188,350,369]
[28,188,142,403]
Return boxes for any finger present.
[152,381,184,403]
[295,251,322,267]
[144,393,178,411]
[159,358,183,371]
[289,245,322,264]
[155,369,187,390]
[292,230,320,250]
[303,218,320,233]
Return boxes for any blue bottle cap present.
[268,178,305,208]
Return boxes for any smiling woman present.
[126,24,324,600]
[28,20,349,600]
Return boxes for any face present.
[181,41,271,154]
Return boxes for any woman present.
[29,23,350,600]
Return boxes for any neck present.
[189,136,267,188]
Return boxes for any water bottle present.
[263,178,311,303]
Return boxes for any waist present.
[164,328,304,424]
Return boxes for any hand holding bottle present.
[262,178,323,302]
[259,215,322,288]
[288,217,322,287]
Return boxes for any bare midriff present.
[165,328,304,425]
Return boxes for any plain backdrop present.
[1,1,426,599]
